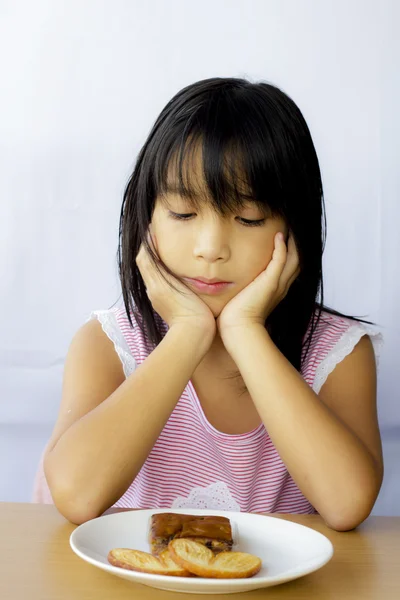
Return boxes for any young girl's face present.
[150,148,288,318]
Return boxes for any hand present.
[216,232,300,337]
[136,227,216,338]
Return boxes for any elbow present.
[324,514,366,532]
[321,464,383,533]
[322,492,380,532]
[44,455,103,525]
[52,483,104,525]
[57,500,102,526]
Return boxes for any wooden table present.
[0,503,399,599]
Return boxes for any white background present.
[0,0,399,514]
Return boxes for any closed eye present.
[168,212,266,228]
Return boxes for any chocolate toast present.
[149,513,233,556]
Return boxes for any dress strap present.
[312,322,383,394]
[87,310,136,378]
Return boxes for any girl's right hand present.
[135,228,217,339]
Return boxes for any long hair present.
[117,77,372,373]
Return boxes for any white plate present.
[70,508,333,595]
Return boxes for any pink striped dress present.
[33,305,382,515]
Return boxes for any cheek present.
[152,231,183,266]
[243,237,275,272]
[261,221,287,260]
[237,231,280,282]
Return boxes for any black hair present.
[117,77,373,376]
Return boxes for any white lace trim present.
[86,311,383,405]
[87,310,136,378]
[171,481,241,511]
[313,324,384,394]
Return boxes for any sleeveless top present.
[33,305,383,514]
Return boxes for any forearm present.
[46,324,212,524]
[223,325,381,530]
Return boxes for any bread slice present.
[149,513,233,556]
[107,547,192,577]
[168,539,262,579]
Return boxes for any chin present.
[202,299,226,319]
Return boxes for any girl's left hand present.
[217,232,300,337]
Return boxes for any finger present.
[265,232,288,287]
[147,225,159,256]
[135,242,145,265]
[146,229,154,251]
[136,230,157,283]
[278,232,300,286]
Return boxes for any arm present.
[44,319,213,525]
[222,326,383,531]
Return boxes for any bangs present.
[150,89,290,218]
[155,136,259,216]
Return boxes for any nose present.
[192,218,230,263]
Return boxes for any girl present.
[34,77,383,530]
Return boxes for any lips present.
[190,277,230,284]
[184,278,233,295]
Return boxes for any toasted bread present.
[107,547,192,577]
[168,539,262,579]
[149,513,233,555]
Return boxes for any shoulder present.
[302,309,383,394]
[85,306,138,378]
[66,316,126,391]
